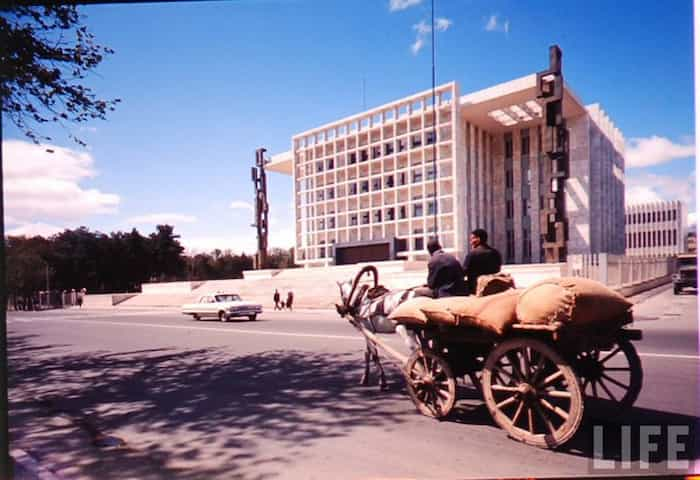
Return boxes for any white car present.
[181,293,262,322]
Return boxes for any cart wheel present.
[404,349,456,419]
[482,338,583,449]
[576,338,642,414]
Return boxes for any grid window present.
[427,201,437,216]
[349,183,357,195]
[412,169,423,183]
[413,203,423,217]
[387,207,395,221]
[399,206,407,219]
[372,178,381,191]
[350,214,358,226]
[384,142,394,155]
[361,212,370,225]
[385,175,395,188]
[373,210,382,223]
[360,150,368,162]
[360,181,369,193]
[414,237,424,251]
[349,153,357,164]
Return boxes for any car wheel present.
[219,311,229,322]
[674,286,680,295]
[192,314,200,321]
[248,314,257,321]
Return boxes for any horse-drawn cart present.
[340,269,643,449]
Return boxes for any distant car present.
[672,254,697,294]
[182,293,262,322]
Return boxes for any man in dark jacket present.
[415,237,468,298]
[462,228,502,295]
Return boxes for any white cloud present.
[127,213,197,225]
[410,17,452,55]
[389,0,421,12]
[625,135,695,168]
[411,37,425,55]
[230,200,254,212]
[625,172,695,209]
[484,14,509,34]
[6,222,64,237]
[435,17,452,32]
[2,140,120,227]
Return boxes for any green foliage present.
[0,5,120,146]
[4,225,287,294]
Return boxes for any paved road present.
[7,285,699,479]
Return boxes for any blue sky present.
[2,0,696,252]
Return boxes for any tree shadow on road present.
[8,334,413,479]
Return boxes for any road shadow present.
[8,334,413,479]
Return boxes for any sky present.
[2,0,696,253]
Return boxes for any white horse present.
[335,265,420,390]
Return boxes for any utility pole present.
[537,45,569,263]
[251,148,269,270]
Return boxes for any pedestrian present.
[286,291,294,311]
[462,228,502,295]
[414,237,468,298]
[273,289,281,310]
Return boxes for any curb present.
[11,449,64,480]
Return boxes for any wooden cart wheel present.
[404,349,456,419]
[482,338,584,449]
[576,338,642,414]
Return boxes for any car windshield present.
[215,294,241,302]
[678,257,697,268]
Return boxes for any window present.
[398,139,407,152]
[522,199,529,216]
[521,130,530,155]
[398,172,407,186]
[372,178,381,191]
[317,190,325,201]
[414,237,424,251]
[399,206,407,219]
[385,175,394,188]
[349,153,357,164]
[505,170,513,189]
[350,214,358,226]
[319,247,325,259]
[361,212,370,225]
[663,229,667,246]
[411,134,422,148]
[360,150,368,162]
[505,133,513,158]
[387,207,395,220]
[360,180,369,193]
[427,201,437,216]
[327,187,335,199]
[673,229,677,245]
[316,161,324,173]
[672,209,677,221]
[373,210,382,222]
[413,203,423,217]
[318,219,325,230]
[349,183,357,195]
[426,131,436,145]
[426,167,436,181]
[506,200,513,219]
[412,169,423,183]
[372,146,381,159]
[384,142,394,155]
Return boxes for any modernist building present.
[625,200,686,256]
[267,75,626,267]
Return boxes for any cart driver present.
[414,237,468,298]
[462,228,502,295]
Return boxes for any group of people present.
[273,289,294,311]
[415,228,502,299]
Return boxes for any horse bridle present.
[337,265,379,317]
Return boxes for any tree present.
[0,5,120,146]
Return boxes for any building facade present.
[625,200,686,256]
[267,75,626,267]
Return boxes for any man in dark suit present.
[415,237,468,298]
[462,228,502,295]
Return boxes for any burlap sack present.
[387,296,435,325]
[420,289,520,335]
[516,282,575,325]
[476,273,516,297]
[516,277,632,328]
